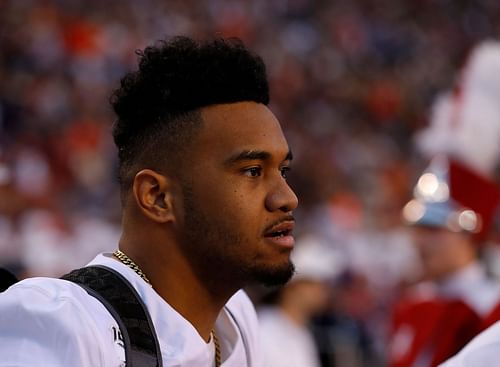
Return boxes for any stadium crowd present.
[2,1,500,366]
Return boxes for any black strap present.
[0,268,18,292]
[61,265,162,367]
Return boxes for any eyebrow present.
[224,149,293,166]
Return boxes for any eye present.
[280,166,291,179]
[244,167,262,177]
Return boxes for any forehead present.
[195,101,289,160]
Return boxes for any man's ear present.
[132,169,176,223]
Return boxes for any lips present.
[264,219,295,248]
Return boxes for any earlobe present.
[133,169,176,223]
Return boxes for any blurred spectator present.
[258,235,340,367]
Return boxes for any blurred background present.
[2,1,500,366]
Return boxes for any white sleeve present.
[439,321,500,367]
[0,282,112,367]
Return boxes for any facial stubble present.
[181,184,295,289]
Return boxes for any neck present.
[118,236,236,341]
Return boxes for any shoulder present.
[1,276,114,319]
[0,277,123,367]
[440,321,500,366]
[463,278,500,316]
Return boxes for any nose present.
[265,178,299,213]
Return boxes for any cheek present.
[419,242,442,260]
[190,170,267,233]
[420,245,452,275]
[203,182,262,217]
[414,234,441,256]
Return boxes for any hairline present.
[118,109,204,207]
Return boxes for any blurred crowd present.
[2,0,500,366]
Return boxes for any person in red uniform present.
[387,156,500,367]
[411,37,500,367]
[388,40,500,367]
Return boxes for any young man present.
[0,36,298,366]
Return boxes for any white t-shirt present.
[258,307,321,367]
[0,253,262,367]
[439,321,500,366]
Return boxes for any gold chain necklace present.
[112,249,222,367]
[212,330,222,367]
[113,249,152,286]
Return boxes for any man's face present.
[177,101,299,288]
[411,226,473,281]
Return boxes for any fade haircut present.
[111,36,270,201]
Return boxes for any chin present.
[252,261,296,287]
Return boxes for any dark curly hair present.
[111,36,270,198]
